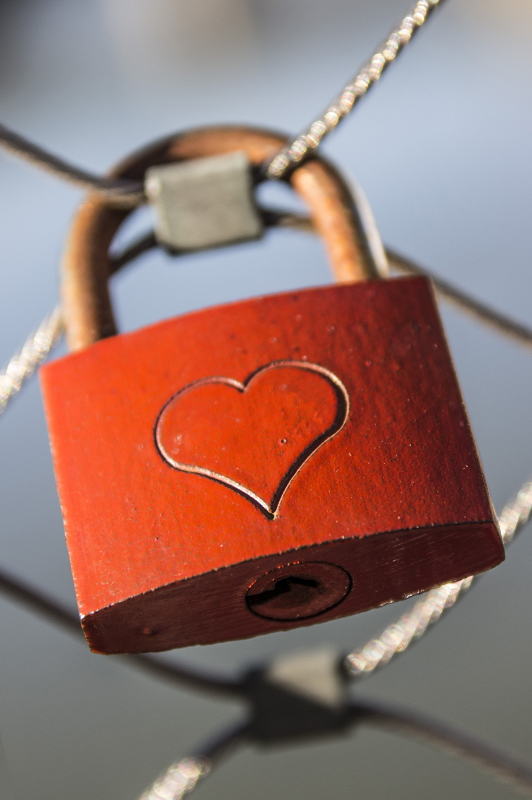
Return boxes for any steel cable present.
[344,479,532,677]
[261,209,532,350]
[134,700,532,800]
[0,2,446,204]
[0,305,63,415]
[265,0,447,179]
[0,232,156,418]
[4,550,532,798]
[139,720,250,800]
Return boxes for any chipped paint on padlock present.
[40,126,504,655]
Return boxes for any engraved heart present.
[155,361,349,519]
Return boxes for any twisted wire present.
[138,720,249,800]
[139,758,210,800]
[344,479,532,677]
[136,697,532,800]
[0,3,447,193]
[266,0,447,179]
[0,233,157,418]
[0,305,63,415]
[4,541,532,799]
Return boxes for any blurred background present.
[0,0,532,798]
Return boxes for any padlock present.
[40,126,504,655]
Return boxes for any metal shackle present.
[60,125,380,352]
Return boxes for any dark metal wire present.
[388,248,532,350]
[108,211,532,359]
[110,232,158,273]
[353,699,532,796]
[265,209,532,352]
[0,568,241,697]
[195,719,251,763]
[137,697,532,800]
[0,122,144,207]
[6,557,532,798]
[0,3,441,204]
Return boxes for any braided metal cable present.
[0,305,63,415]
[0,2,446,195]
[266,0,447,179]
[0,234,158,418]
[344,479,532,677]
[139,758,210,800]
[135,696,532,800]
[138,720,249,800]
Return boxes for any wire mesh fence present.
[1,1,532,799]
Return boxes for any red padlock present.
[40,126,504,654]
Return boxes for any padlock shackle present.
[61,126,379,351]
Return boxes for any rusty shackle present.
[60,125,379,352]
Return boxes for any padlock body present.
[40,277,503,653]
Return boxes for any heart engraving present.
[154,361,349,519]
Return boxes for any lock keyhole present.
[247,576,320,610]
[245,562,351,622]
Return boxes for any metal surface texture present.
[145,151,263,251]
[41,276,502,652]
[59,126,379,352]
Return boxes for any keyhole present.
[245,562,351,621]
[247,575,320,610]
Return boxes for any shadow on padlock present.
[39,126,503,654]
